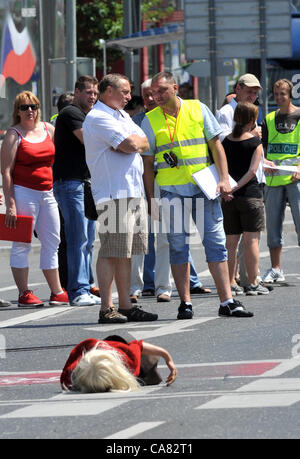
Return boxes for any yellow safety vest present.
[146,100,211,186]
[265,110,300,187]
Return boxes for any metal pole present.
[123,0,133,79]
[66,0,77,91]
[259,0,268,119]
[208,0,218,114]
[103,41,107,76]
[99,39,107,75]
[38,0,46,121]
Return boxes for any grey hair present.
[141,79,152,91]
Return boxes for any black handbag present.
[84,181,98,221]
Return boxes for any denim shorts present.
[160,190,227,264]
[264,182,300,248]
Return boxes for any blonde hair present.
[273,78,293,98]
[70,346,141,393]
[12,91,41,126]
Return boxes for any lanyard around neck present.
[162,106,179,149]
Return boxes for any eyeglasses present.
[163,151,178,168]
[19,104,39,111]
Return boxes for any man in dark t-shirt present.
[53,75,100,306]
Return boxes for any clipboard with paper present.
[192,164,237,200]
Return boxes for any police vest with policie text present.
[146,100,211,186]
[265,110,300,187]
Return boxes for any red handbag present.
[0,214,33,243]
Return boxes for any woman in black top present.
[222,102,269,296]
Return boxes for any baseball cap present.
[238,73,262,89]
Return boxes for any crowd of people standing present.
[1,71,299,394]
[1,72,299,322]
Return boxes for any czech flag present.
[0,14,36,86]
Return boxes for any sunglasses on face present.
[19,104,39,111]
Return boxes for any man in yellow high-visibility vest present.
[262,78,300,283]
[141,72,254,319]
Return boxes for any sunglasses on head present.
[19,104,38,111]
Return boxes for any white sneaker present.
[0,298,12,307]
[262,268,285,283]
[89,293,101,304]
[70,293,96,306]
[245,283,270,296]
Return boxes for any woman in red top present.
[1,91,68,307]
[61,335,177,392]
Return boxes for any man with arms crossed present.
[83,73,158,323]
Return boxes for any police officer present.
[262,78,300,283]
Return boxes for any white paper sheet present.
[192,164,237,200]
[263,165,298,172]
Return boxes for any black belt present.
[54,178,87,182]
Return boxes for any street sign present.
[187,59,235,77]
[184,0,292,115]
[184,0,292,61]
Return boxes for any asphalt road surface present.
[0,206,300,442]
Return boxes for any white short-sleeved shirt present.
[83,100,147,205]
[215,99,237,143]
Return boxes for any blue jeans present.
[53,180,96,301]
[160,190,227,265]
[264,181,300,248]
[143,231,155,291]
[143,227,201,291]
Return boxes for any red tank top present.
[12,123,55,191]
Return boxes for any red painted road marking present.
[180,361,281,379]
[0,361,282,387]
[0,372,60,386]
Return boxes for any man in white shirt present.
[83,73,158,324]
[216,73,262,143]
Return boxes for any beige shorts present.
[96,197,148,258]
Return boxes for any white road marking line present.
[3,377,300,418]
[0,307,73,328]
[236,378,300,392]
[85,317,216,339]
[196,378,300,410]
[261,358,300,377]
[104,422,165,439]
[0,386,161,419]
[0,282,46,292]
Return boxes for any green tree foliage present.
[76,0,175,73]
[76,0,123,73]
[142,0,175,24]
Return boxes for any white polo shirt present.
[215,98,237,143]
[83,100,147,205]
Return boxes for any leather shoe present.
[157,293,171,302]
[190,286,211,294]
[130,295,138,303]
[142,289,155,297]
